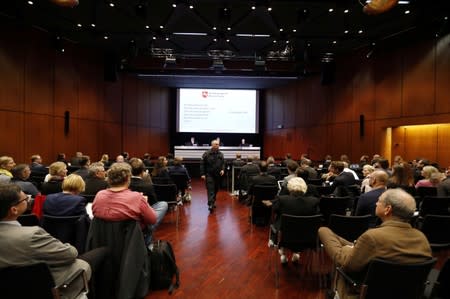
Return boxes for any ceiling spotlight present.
[77,23,82,28]
[109,2,114,7]
[172,3,176,8]
[273,40,277,43]
[91,23,96,28]
[227,27,231,31]
[160,25,164,29]
[329,8,334,13]
[104,35,109,40]
[145,25,150,29]
[27,1,33,5]
[226,39,230,42]
[267,7,272,11]
[213,26,217,30]
[189,5,193,9]
[358,29,363,34]
[344,30,349,34]
[344,9,349,13]
[251,6,256,10]
[292,29,297,33]
[404,10,410,14]
[165,37,169,41]
[279,28,283,32]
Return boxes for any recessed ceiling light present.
[404,10,410,14]
[286,40,289,44]
[307,43,311,47]
[145,25,150,29]
[292,29,297,33]
[344,9,349,14]
[189,5,193,9]
[332,40,337,44]
[104,35,109,40]
[77,23,82,28]
[227,27,231,31]
[344,30,349,34]
[329,8,334,13]
[172,3,176,8]
[165,37,169,41]
[109,2,114,7]
[279,28,283,32]
[267,7,272,12]
[273,40,277,43]
[91,24,96,28]
[251,6,255,10]
[160,25,164,29]
[358,29,363,34]
[27,1,33,5]
[213,27,217,30]
[213,38,217,42]
[152,36,156,40]
[226,39,230,42]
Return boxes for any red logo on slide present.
[202,91,208,98]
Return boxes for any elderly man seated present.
[319,188,432,299]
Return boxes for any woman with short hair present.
[43,174,87,216]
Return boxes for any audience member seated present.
[116,154,125,163]
[73,155,91,181]
[266,156,281,180]
[281,153,294,167]
[415,165,441,188]
[99,153,111,168]
[56,152,69,166]
[437,166,450,197]
[93,162,157,244]
[239,156,260,194]
[373,157,391,176]
[43,174,87,217]
[151,156,172,184]
[143,153,154,167]
[319,188,432,299]
[239,138,249,147]
[41,162,68,195]
[0,184,93,298]
[387,163,415,190]
[247,161,278,196]
[166,153,175,167]
[232,153,246,168]
[327,161,356,197]
[342,161,359,180]
[280,160,300,191]
[0,156,15,184]
[355,170,388,227]
[129,158,168,232]
[264,177,320,264]
[82,162,109,196]
[185,136,198,146]
[168,156,191,195]
[70,151,83,167]
[360,164,374,194]
[30,154,47,175]
[10,164,40,197]
[300,158,318,180]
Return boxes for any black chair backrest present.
[417,186,437,198]
[307,178,323,186]
[420,197,450,217]
[82,194,96,203]
[279,214,322,252]
[362,257,436,299]
[42,214,90,254]
[169,173,189,192]
[0,263,57,299]
[319,196,353,224]
[153,183,178,203]
[328,214,371,242]
[252,185,279,203]
[18,213,40,226]
[435,257,450,298]
[420,214,450,246]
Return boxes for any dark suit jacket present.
[43,193,87,216]
[83,177,109,195]
[30,162,47,175]
[267,165,282,180]
[355,188,386,217]
[272,194,320,230]
[248,173,278,195]
[437,177,450,197]
[129,177,158,205]
[41,179,64,195]
[331,172,356,196]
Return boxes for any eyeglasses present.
[13,196,30,206]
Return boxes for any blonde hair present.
[422,165,439,179]
[0,156,14,169]
[62,174,85,193]
[49,161,67,176]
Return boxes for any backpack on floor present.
[148,240,180,294]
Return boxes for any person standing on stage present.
[200,139,225,213]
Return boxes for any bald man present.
[200,139,225,213]
[319,189,432,299]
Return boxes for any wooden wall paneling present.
[391,126,406,163]
[137,80,150,127]
[402,41,436,117]
[98,122,122,159]
[350,119,375,163]
[330,61,354,123]
[264,90,274,130]
[271,89,284,129]
[304,77,328,126]
[302,125,328,162]
[0,111,24,160]
[53,117,78,160]
[159,130,170,155]
[326,123,352,161]
[53,44,78,118]
[262,132,274,158]
[374,49,403,119]
[77,51,103,120]
[149,86,162,128]
[437,124,450,168]
[283,85,297,128]
[403,125,438,164]
[24,114,54,164]
[352,59,376,121]
[24,31,53,115]
[123,75,138,126]
[104,80,123,123]
[435,34,450,114]
[158,87,169,130]
[136,127,151,158]
[0,30,25,111]
[284,128,297,157]
[123,125,139,156]
[76,119,100,161]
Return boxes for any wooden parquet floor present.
[145,179,331,299]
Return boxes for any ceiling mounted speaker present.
[363,0,398,15]
[50,0,79,8]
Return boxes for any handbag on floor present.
[148,240,180,294]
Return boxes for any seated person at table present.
[93,163,157,244]
[239,138,249,147]
[0,184,92,298]
[43,174,88,217]
[319,188,432,299]
[11,164,40,197]
[264,177,320,264]
[185,136,198,146]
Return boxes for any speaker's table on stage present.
[174,146,261,160]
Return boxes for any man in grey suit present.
[0,184,91,298]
